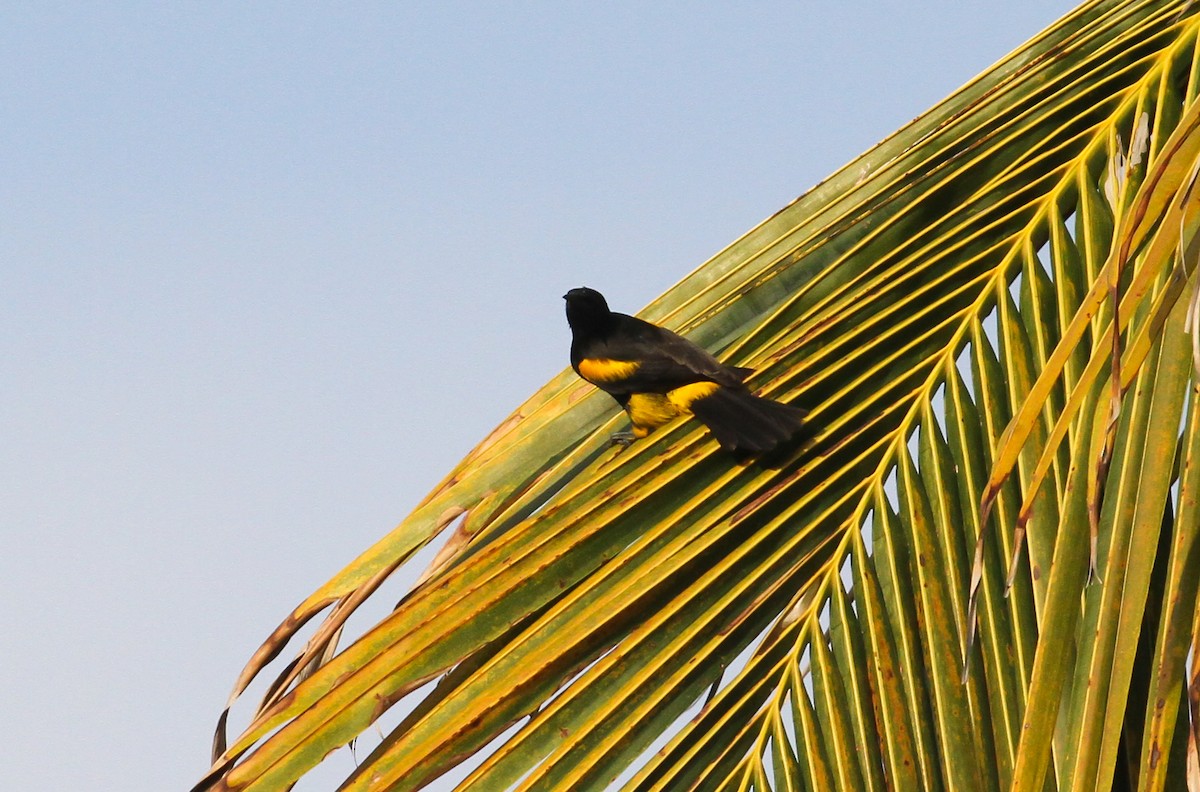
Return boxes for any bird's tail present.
[688,386,807,454]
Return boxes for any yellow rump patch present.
[578,357,640,383]
[624,382,722,438]
[667,381,721,411]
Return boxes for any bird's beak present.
[562,293,568,300]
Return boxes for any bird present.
[564,286,806,454]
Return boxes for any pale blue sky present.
[2,3,1077,789]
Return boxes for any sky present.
[1,3,1079,790]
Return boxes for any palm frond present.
[196,2,1200,790]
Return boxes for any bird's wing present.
[599,314,750,390]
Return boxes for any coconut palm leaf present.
[195,1,1200,790]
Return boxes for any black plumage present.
[564,287,806,454]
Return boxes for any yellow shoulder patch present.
[578,357,640,383]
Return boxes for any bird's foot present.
[609,431,637,447]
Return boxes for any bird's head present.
[563,287,612,332]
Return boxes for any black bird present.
[564,287,806,454]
